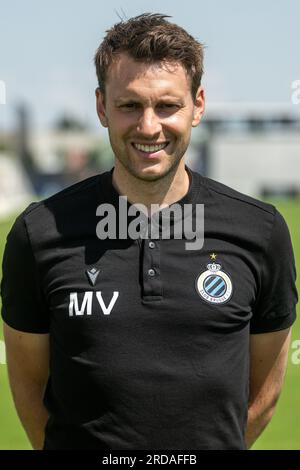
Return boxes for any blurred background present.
[0,0,299,450]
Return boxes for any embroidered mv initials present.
[69,291,119,316]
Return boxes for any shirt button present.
[148,268,155,277]
[149,241,155,249]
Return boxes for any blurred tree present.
[54,114,87,131]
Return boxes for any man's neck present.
[112,160,190,213]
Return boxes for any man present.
[1,13,298,450]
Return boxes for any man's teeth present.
[134,142,168,153]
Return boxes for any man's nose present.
[137,107,162,135]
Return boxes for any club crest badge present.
[196,254,233,305]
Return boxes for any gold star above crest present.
[210,253,217,261]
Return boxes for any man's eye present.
[158,103,179,109]
[120,103,138,109]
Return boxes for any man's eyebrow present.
[157,95,185,101]
[114,97,139,104]
[114,95,185,103]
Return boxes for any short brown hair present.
[94,13,204,101]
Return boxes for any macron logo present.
[86,267,100,286]
[69,291,119,316]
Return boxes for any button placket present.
[141,238,162,299]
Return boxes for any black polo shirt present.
[1,166,298,450]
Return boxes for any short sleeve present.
[1,208,50,333]
[250,208,298,334]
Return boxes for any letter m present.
[69,292,93,316]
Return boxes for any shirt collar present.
[101,164,199,207]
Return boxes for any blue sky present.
[1,0,300,130]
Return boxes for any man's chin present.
[131,165,173,182]
[116,153,182,182]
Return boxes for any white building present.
[198,102,300,198]
[210,131,300,197]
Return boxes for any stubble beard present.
[109,133,189,184]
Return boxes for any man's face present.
[96,53,205,181]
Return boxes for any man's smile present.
[131,141,170,155]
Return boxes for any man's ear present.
[192,86,205,127]
[95,87,108,128]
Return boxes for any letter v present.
[96,291,119,315]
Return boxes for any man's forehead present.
[106,54,191,95]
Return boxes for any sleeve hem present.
[1,308,50,334]
[250,308,297,334]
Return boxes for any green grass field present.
[0,200,299,450]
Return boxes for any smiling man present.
[96,54,200,190]
[1,13,298,451]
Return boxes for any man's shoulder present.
[192,170,276,218]
[9,172,113,245]
[21,171,111,221]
